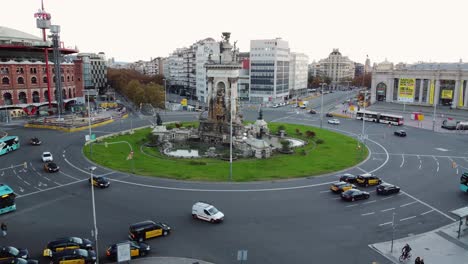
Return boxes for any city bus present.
[356,111,404,126]
[0,136,20,156]
[0,184,16,214]
[461,172,468,193]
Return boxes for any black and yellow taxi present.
[0,247,29,260]
[106,241,150,261]
[44,162,59,173]
[356,173,382,187]
[0,258,38,264]
[43,237,93,257]
[49,249,96,264]
[330,182,355,193]
[128,220,171,242]
[88,176,110,188]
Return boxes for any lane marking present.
[332,197,341,200]
[357,167,368,173]
[362,212,375,216]
[381,208,395,212]
[345,204,359,208]
[363,200,377,205]
[400,154,405,168]
[433,156,439,172]
[400,201,418,207]
[16,180,84,199]
[53,181,61,185]
[421,210,434,215]
[319,190,330,193]
[379,222,392,227]
[371,153,468,159]
[401,191,456,221]
[418,155,422,170]
[381,196,395,201]
[400,216,417,222]
[59,171,80,181]
[43,177,51,181]
[23,181,31,186]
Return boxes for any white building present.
[249,38,290,103]
[317,49,355,88]
[195,38,220,103]
[289,52,309,97]
[371,61,468,109]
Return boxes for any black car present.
[0,247,29,260]
[309,109,317,114]
[339,173,357,183]
[376,183,401,195]
[50,249,96,264]
[44,162,59,173]
[129,220,171,242]
[43,237,93,257]
[89,176,110,188]
[0,258,38,264]
[394,130,407,137]
[29,137,41,146]
[326,112,334,117]
[106,241,150,261]
[341,189,370,201]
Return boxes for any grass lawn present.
[83,123,368,182]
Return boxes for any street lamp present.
[319,82,327,128]
[361,89,368,143]
[87,166,99,264]
[163,79,167,112]
[87,90,93,156]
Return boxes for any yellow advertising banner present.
[459,81,464,107]
[181,98,187,106]
[441,90,453,99]
[429,80,435,104]
[398,78,415,103]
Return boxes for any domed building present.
[0,26,83,119]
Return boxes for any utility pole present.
[361,90,367,143]
[88,166,99,264]
[320,82,326,128]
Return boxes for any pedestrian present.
[414,256,421,264]
[1,222,6,237]
[420,258,424,264]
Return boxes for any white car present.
[41,152,53,162]
[192,202,224,223]
[328,119,340,125]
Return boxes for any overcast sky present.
[2,0,467,64]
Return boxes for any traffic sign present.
[116,242,131,262]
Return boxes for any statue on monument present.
[221,32,231,42]
[258,109,263,120]
[156,113,162,126]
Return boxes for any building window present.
[53,76,56,83]
[67,76,70,82]
[3,93,12,105]
[62,89,67,99]
[61,76,64,82]
[44,91,49,102]
[32,91,40,103]
[43,76,48,83]
[17,77,25,84]
[68,88,72,98]
[393,78,399,101]
[18,92,27,104]
[72,76,74,81]
[30,68,37,74]
[31,77,37,84]
[0,68,9,74]
[1,77,9,85]
[16,67,24,74]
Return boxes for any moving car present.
[327,119,340,125]
[394,130,407,137]
[0,258,38,264]
[128,220,171,242]
[192,202,224,223]
[106,241,150,261]
[89,176,110,188]
[29,137,41,146]
[44,162,59,173]
[338,173,357,183]
[341,189,370,201]
[309,109,317,114]
[330,182,355,193]
[43,237,93,257]
[41,152,53,162]
[326,113,334,117]
[376,183,400,195]
[49,249,96,264]
[0,246,29,260]
[356,173,382,187]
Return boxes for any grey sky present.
[2,0,467,64]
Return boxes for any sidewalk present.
[114,257,214,264]
[370,222,468,263]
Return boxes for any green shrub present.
[316,139,324,144]
[299,149,307,156]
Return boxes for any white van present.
[192,202,224,223]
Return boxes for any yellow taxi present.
[356,173,382,187]
[330,182,355,193]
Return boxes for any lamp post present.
[87,90,93,156]
[432,98,437,131]
[88,166,99,264]
[319,82,327,128]
[361,90,367,143]
[163,79,167,113]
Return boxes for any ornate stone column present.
[464,80,468,108]
[434,79,440,107]
[418,78,424,103]
[453,79,461,109]
[228,77,239,119]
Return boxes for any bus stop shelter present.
[451,206,468,239]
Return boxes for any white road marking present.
[418,155,422,169]
[345,204,359,208]
[357,167,368,173]
[363,200,377,205]
[435,148,449,152]
[433,156,439,172]
[23,181,31,186]
[43,177,51,181]
[400,201,417,207]
[421,210,434,215]
[400,154,405,168]
[16,180,83,198]
[381,208,395,212]
[379,222,392,226]
[34,187,41,191]
[362,212,375,216]
[401,191,456,221]
[19,187,24,192]
[400,216,417,222]
[59,171,80,181]
[381,196,395,201]
[53,181,61,185]
[319,190,330,193]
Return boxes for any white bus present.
[356,111,404,126]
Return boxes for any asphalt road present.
[1,91,467,264]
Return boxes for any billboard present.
[459,81,464,107]
[398,78,415,103]
[441,90,453,99]
[429,80,435,104]
[181,98,188,106]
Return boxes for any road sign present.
[116,242,131,262]
[237,250,248,262]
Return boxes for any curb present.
[115,257,215,264]
[24,119,114,132]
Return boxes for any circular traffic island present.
[83,123,367,182]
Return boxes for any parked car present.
[339,173,357,183]
[330,182,355,193]
[356,173,382,187]
[44,162,59,173]
[376,183,400,195]
[192,202,224,223]
[0,246,29,260]
[106,241,150,261]
[309,109,317,114]
[394,130,407,137]
[341,189,370,201]
[328,119,340,125]
[43,237,93,257]
[41,152,53,162]
[326,113,334,117]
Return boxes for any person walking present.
[415,257,421,264]
[1,222,6,237]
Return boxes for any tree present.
[280,140,292,152]
[305,130,316,138]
